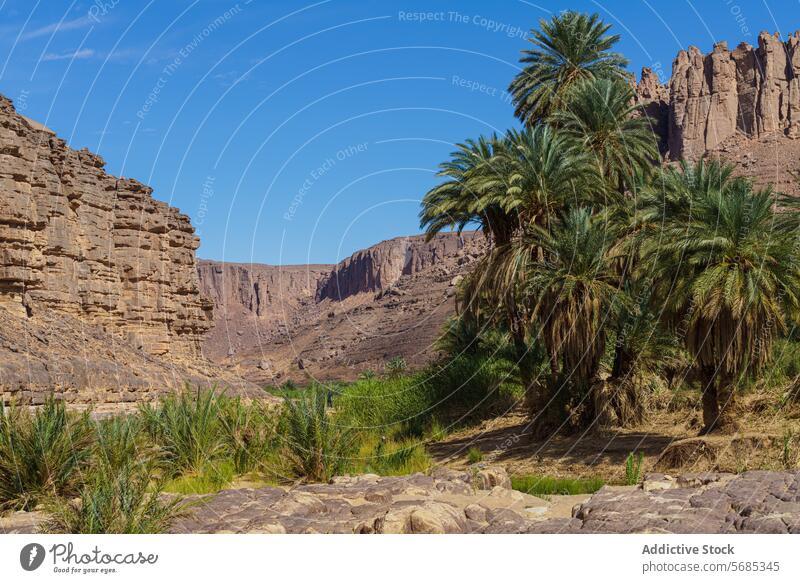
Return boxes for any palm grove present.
[421,11,800,436]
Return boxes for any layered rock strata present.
[0,93,240,404]
[197,232,484,382]
[315,232,478,301]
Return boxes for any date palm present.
[422,125,599,415]
[509,11,628,125]
[500,124,600,227]
[551,77,659,193]
[643,161,800,432]
[525,207,627,433]
[419,135,517,246]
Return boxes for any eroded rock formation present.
[196,261,332,361]
[165,469,800,534]
[0,93,249,404]
[636,31,800,160]
[197,233,484,383]
[0,95,211,355]
[4,466,797,534]
[315,232,477,301]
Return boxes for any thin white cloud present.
[21,16,93,41]
[42,48,95,62]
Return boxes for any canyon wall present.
[315,232,478,301]
[0,94,211,357]
[196,261,332,361]
[637,31,800,160]
[198,261,331,319]
[0,93,251,405]
[198,232,484,383]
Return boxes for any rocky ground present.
[169,468,800,534]
[3,467,799,534]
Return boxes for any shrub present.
[384,357,407,378]
[426,355,521,420]
[335,376,429,432]
[280,388,355,482]
[264,380,305,400]
[511,475,605,496]
[139,388,226,477]
[162,461,236,495]
[353,432,432,476]
[94,415,149,473]
[218,397,277,475]
[358,369,376,380]
[336,354,520,439]
[0,399,93,512]
[43,462,187,534]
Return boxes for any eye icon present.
[20,543,46,571]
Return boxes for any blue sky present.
[0,0,795,264]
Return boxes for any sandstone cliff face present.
[198,261,330,319]
[196,261,332,361]
[637,32,800,159]
[0,94,211,357]
[198,232,484,383]
[0,94,244,405]
[316,232,478,301]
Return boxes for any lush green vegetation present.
[43,461,187,534]
[420,9,800,437]
[0,399,93,512]
[511,474,605,496]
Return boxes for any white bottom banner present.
[0,534,797,582]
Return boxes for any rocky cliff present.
[0,94,250,405]
[198,232,483,383]
[637,31,800,162]
[197,261,332,361]
[315,232,477,301]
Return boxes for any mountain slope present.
[197,232,484,383]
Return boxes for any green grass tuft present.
[280,388,356,482]
[43,462,187,534]
[467,446,483,464]
[511,474,605,496]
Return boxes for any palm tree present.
[421,125,600,416]
[419,135,517,246]
[500,124,600,227]
[509,11,628,125]
[643,161,800,432]
[550,77,659,193]
[525,207,627,433]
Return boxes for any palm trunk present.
[700,366,719,434]
[715,373,738,433]
[514,333,535,413]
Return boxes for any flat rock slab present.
[170,469,800,534]
[3,469,800,534]
[170,466,543,534]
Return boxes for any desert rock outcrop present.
[637,31,800,160]
[169,468,800,534]
[0,93,251,404]
[315,233,476,301]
